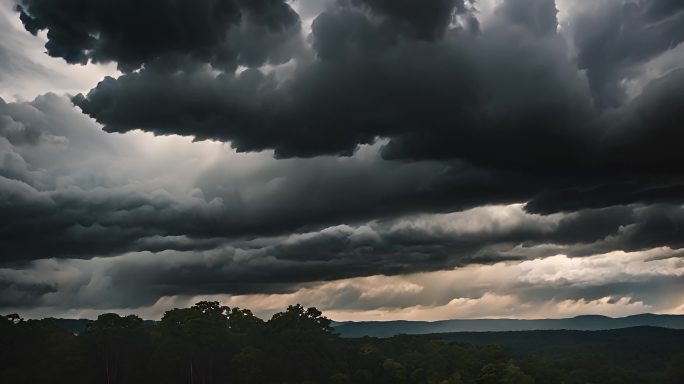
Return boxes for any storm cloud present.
[15,0,303,71]
[1,0,683,319]
[63,0,684,212]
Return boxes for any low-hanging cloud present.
[15,0,303,72]
[2,0,684,318]
[61,0,684,215]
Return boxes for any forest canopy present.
[2,302,683,384]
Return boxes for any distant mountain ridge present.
[50,313,684,337]
[331,313,684,338]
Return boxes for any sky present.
[1,0,684,321]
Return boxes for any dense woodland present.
[2,302,683,384]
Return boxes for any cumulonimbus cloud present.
[2,0,684,318]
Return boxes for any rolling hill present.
[332,313,684,337]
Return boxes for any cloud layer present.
[1,0,683,319]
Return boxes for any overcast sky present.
[1,0,684,321]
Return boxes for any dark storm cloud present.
[67,0,684,214]
[0,157,536,263]
[496,0,558,36]
[616,205,684,251]
[2,94,680,305]
[4,0,684,264]
[4,0,684,316]
[0,94,542,262]
[351,0,469,40]
[73,0,590,163]
[3,203,684,310]
[15,0,302,71]
[523,67,684,213]
[570,0,684,107]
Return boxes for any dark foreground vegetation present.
[2,302,683,384]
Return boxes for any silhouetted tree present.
[82,313,150,384]
[3,305,682,384]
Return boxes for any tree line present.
[2,302,682,384]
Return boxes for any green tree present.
[265,304,339,383]
[478,362,535,384]
[82,313,150,384]
[153,301,262,384]
[1,315,88,384]
[383,357,408,382]
[269,304,333,333]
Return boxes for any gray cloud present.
[72,0,590,163]
[497,0,558,36]
[1,94,539,262]
[2,197,684,312]
[350,0,471,40]
[2,0,684,318]
[15,0,303,72]
[3,245,682,320]
[0,5,64,96]
[67,0,684,216]
[569,0,684,107]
